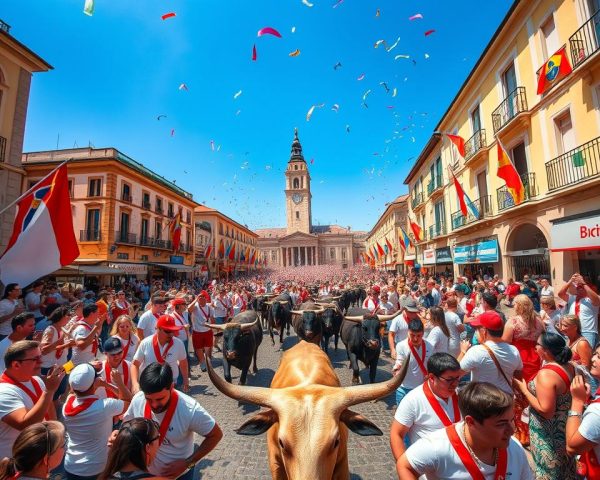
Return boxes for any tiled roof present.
[311,225,351,234]
[255,227,288,238]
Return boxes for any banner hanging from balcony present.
[537,46,573,95]
[453,239,499,264]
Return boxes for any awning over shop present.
[149,263,196,272]
[550,210,600,252]
[423,249,436,265]
[454,239,499,264]
[76,265,127,275]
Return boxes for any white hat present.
[69,363,96,392]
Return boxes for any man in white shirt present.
[558,272,600,348]
[0,340,64,459]
[24,281,45,323]
[137,296,168,340]
[398,382,534,479]
[539,278,554,298]
[389,299,423,359]
[71,303,104,366]
[63,363,126,480]
[390,353,462,460]
[427,279,441,307]
[458,311,523,394]
[122,362,223,480]
[392,319,434,406]
[132,315,189,393]
[0,313,36,372]
[97,337,132,401]
[0,283,25,340]
[212,289,232,323]
[188,291,214,372]
[444,298,466,358]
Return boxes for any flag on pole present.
[385,237,394,254]
[398,226,412,251]
[445,133,466,162]
[409,217,423,242]
[169,210,182,253]
[229,243,236,261]
[204,244,213,259]
[0,163,79,287]
[497,139,525,205]
[218,240,225,259]
[225,241,231,258]
[376,241,385,257]
[537,46,573,95]
[372,245,379,261]
[450,170,480,218]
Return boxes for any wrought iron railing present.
[121,193,132,202]
[142,201,151,210]
[496,172,537,211]
[428,222,446,239]
[427,176,443,196]
[465,129,487,160]
[0,20,11,34]
[80,230,101,241]
[492,87,528,133]
[411,192,424,209]
[450,195,492,230]
[115,231,137,244]
[569,9,600,69]
[546,136,600,191]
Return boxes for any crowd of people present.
[0,266,598,479]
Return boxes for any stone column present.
[288,248,292,267]
[302,246,306,266]
[283,247,287,267]
[308,247,312,266]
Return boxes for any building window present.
[296,211,300,220]
[330,248,336,259]
[271,250,277,262]
[554,111,575,155]
[155,197,163,214]
[168,202,174,218]
[140,218,149,244]
[341,248,347,260]
[142,192,150,209]
[219,222,223,235]
[141,254,149,261]
[155,220,162,240]
[293,178,300,189]
[117,252,129,260]
[186,230,191,250]
[511,142,528,176]
[88,178,102,197]
[67,179,74,198]
[502,62,517,97]
[294,165,298,170]
[540,14,558,60]
[122,183,131,202]
[471,104,482,133]
[84,208,101,241]
[119,212,130,240]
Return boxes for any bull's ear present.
[340,409,383,436]
[235,409,277,436]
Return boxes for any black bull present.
[207,311,262,385]
[340,308,395,384]
[265,293,292,349]
[292,301,343,353]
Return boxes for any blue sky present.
[5,0,511,231]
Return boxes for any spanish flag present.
[497,140,525,205]
[385,237,394,253]
[537,46,572,95]
[409,217,423,243]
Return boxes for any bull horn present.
[290,310,305,315]
[377,314,397,322]
[330,296,342,300]
[264,301,273,305]
[339,353,411,408]
[204,353,273,407]
[206,324,226,331]
[279,301,289,305]
[240,319,259,331]
[343,315,364,323]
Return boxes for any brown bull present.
[206,340,409,479]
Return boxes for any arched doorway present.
[506,223,550,280]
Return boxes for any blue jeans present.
[395,386,413,407]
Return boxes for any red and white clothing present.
[71,321,98,366]
[112,334,139,363]
[394,381,461,444]
[110,300,130,320]
[97,359,132,398]
[567,294,599,335]
[579,400,600,471]
[404,421,534,479]
[123,390,216,476]
[363,296,381,313]
[232,294,246,316]
[0,375,47,459]
[133,334,186,379]
[394,339,434,389]
[62,395,124,477]
[137,310,161,336]
[191,304,213,333]
[389,313,410,347]
[41,325,69,368]
[213,296,232,319]
[170,311,189,343]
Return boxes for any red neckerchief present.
[0,373,49,420]
[122,335,132,360]
[423,379,460,427]
[197,305,211,323]
[104,360,129,399]
[575,298,581,317]
[64,395,98,416]
[217,297,231,315]
[408,341,427,378]
[50,325,63,359]
[171,312,187,333]
[75,321,98,355]
[446,424,508,480]
[152,335,173,364]
[144,388,179,445]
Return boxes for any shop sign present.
[404,254,416,261]
[108,263,148,275]
[170,255,184,264]
[454,239,499,264]
[435,247,453,264]
[423,249,436,265]
[551,214,600,251]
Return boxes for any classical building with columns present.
[255,130,366,268]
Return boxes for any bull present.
[252,294,275,330]
[290,302,326,345]
[340,308,395,384]
[314,301,343,353]
[265,293,292,350]
[206,340,409,480]
[207,311,262,385]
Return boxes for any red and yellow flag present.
[497,140,525,205]
[409,218,423,243]
[537,46,573,95]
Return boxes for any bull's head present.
[315,303,340,332]
[343,314,395,350]
[207,319,257,360]
[206,348,410,480]
[291,307,325,339]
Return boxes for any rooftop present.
[255,224,364,238]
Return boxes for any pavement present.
[191,329,399,480]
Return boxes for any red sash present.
[446,424,508,480]
[152,335,174,364]
[63,395,98,416]
[75,321,98,355]
[198,305,211,323]
[217,298,231,316]
[50,326,63,359]
[423,380,460,427]
[408,341,427,378]
[171,312,187,333]
[575,299,581,317]
[144,389,179,445]
[122,335,132,360]
[0,373,49,420]
[104,360,130,399]
[541,364,571,387]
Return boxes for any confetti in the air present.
[291,26,296,33]
[346,125,350,133]
[302,0,314,6]
[83,0,94,16]
[409,14,423,21]
[394,54,410,60]
[252,44,257,61]
[289,49,301,57]
[386,37,401,52]
[392,87,397,97]
[161,12,176,20]
[331,104,340,112]
[333,62,342,70]
[210,140,215,151]
[425,29,436,36]
[375,9,380,17]
[178,83,188,91]
[374,40,385,48]
[362,89,372,101]
[306,103,325,121]
[156,115,167,121]
[233,90,242,99]
[357,73,365,81]
[257,27,282,38]
[425,53,430,59]
[235,109,241,116]
[332,0,344,8]
[170,129,175,136]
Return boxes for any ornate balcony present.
[546,136,600,191]
[115,231,137,244]
[428,222,447,240]
[411,192,425,210]
[80,230,101,241]
[496,172,537,212]
[450,195,492,230]
[569,9,600,69]
[492,87,528,134]
[464,129,487,163]
[427,176,444,198]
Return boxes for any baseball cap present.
[103,337,123,355]
[171,298,187,307]
[404,298,420,312]
[199,290,211,301]
[372,285,381,294]
[156,314,183,332]
[470,311,503,330]
[69,363,97,392]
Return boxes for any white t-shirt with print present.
[71,322,98,366]
[137,310,160,336]
[123,390,216,475]
[170,312,189,342]
[460,341,522,394]
[191,304,213,333]
[0,377,47,459]
[394,382,462,444]
[62,395,124,476]
[389,313,409,347]
[0,299,18,336]
[405,421,534,479]
[133,335,186,378]
[579,401,600,463]
[212,296,231,318]
[395,339,434,389]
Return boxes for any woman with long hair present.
[514,333,578,479]
[109,315,139,363]
[559,314,592,370]
[503,293,546,446]
[426,306,450,354]
[0,421,65,480]
[100,418,162,480]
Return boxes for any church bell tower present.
[285,128,312,235]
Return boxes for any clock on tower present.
[285,129,312,235]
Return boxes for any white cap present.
[69,363,96,392]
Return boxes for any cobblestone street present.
[191,329,399,480]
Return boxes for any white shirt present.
[41,325,68,368]
[133,334,186,378]
[457,298,467,316]
[213,296,231,318]
[97,360,132,398]
[395,339,434,389]
[389,313,409,346]
[579,401,600,463]
[62,395,124,476]
[444,311,463,357]
[71,321,98,366]
[0,336,15,372]
[541,309,562,336]
[232,294,244,316]
[170,311,189,342]
[541,285,554,297]
[113,334,140,363]
[460,341,523,394]
[191,304,213,333]
[568,294,599,334]
[427,326,450,355]
[362,297,381,313]
[123,390,216,475]
[0,299,18,336]
[379,300,396,315]
[405,421,534,479]
[0,376,47,459]
[24,292,42,318]
[394,382,462,444]
[137,310,160,336]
